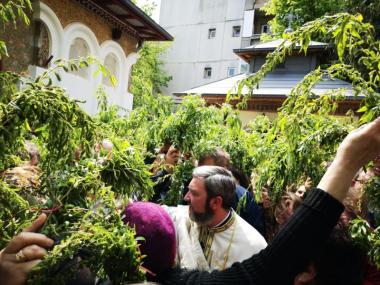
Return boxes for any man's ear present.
[293,264,317,285]
[210,196,223,210]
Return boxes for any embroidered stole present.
[198,211,237,269]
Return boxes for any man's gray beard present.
[188,205,214,226]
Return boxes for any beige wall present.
[238,110,277,125]
[238,109,358,126]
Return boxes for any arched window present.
[69,37,90,79]
[102,53,119,87]
[36,21,52,68]
[128,64,135,93]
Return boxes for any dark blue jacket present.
[233,185,266,238]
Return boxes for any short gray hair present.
[192,166,235,209]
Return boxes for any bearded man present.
[164,166,267,271]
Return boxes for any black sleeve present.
[157,188,344,285]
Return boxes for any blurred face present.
[351,170,369,192]
[275,198,294,225]
[184,177,214,225]
[346,170,369,209]
[353,173,365,189]
[30,154,40,166]
[262,189,272,208]
[165,146,180,165]
[295,185,306,199]
[373,155,380,176]
[199,157,216,167]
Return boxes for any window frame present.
[232,25,241,37]
[208,28,216,39]
[227,67,237,77]
[261,24,269,34]
[275,60,286,69]
[204,67,212,79]
[69,37,91,79]
[102,52,120,87]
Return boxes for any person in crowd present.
[259,184,277,241]
[294,176,312,199]
[164,166,267,271]
[93,139,114,166]
[336,198,380,285]
[302,223,366,285]
[155,117,380,284]
[149,143,171,174]
[2,142,41,190]
[339,168,378,228]
[196,149,266,237]
[150,145,181,203]
[343,169,368,213]
[123,201,177,280]
[274,191,302,228]
[3,118,380,285]
[369,155,380,177]
[227,165,250,189]
[198,149,230,169]
[275,188,368,285]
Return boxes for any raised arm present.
[318,117,380,201]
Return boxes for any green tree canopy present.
[130,0,172,109]
[263,0,380,39]
[130,41,172,108]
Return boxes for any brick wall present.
[0,12,35,73]
[42,0,138,56]
[0,0,139,73]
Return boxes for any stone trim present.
[100,40,127,93]
[38,2,64,60]
[63,22,100,84]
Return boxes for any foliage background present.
[1,1,380,283]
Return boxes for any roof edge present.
[233,44,331,55]
[120,0,173,41]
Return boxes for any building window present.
[232,26,241,37]
[69,37,90,79]
[35,21,52,68]
[204,67,212,79]
[227,67,237,77]
[103,53,119,87]
[276,60,286,69]
[261,24,269,34]
[240,63,249,74]
[208,28,216,39]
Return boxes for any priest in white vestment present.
[164,166,267,271]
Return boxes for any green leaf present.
[356,105,368,113]
[54,72,61,82]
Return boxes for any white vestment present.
[163,205,267,271]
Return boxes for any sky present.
[136,0,161,23]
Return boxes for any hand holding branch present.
[0,214,54,285]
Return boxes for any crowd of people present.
[2,118,380,284]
